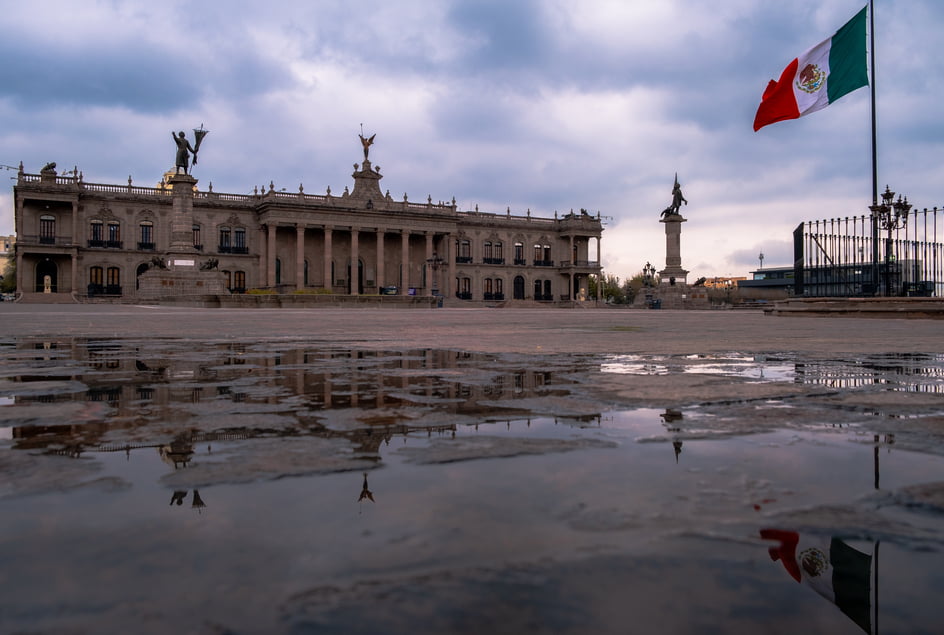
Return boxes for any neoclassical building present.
[12,144,603,304]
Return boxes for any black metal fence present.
[794,207,943,297]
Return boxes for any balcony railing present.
[513,258,527,266]
[482,257,505,265]
[455,256,473,264]
[138,242,155,251]
[218,245,249,254]
[456,291,472,300]
[483,292,505,300]
[533,259,554,267]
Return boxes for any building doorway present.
[513,275,525,300]
[35,260,57,293]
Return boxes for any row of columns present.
[261,225,449,296]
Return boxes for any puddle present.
[1,338,943,634]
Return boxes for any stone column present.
[267,224,277,288]
[350,227,359,295]
[659,214,689,285]
[376,230,385,289]
[323,227,333,291]
[167,174,197,254]
[400,231,410,294]
[295,225,305,290]
[259,225,267,288]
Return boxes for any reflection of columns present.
[323,227,333,291]
[70,252,77,294]
[267,225,277,288]
[350,227,359,295]
[425,233,434,292]
[376,230,385,288]
[295,225,305,290]
[400,231,409,294]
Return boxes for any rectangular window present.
[140,223,153,244]
[107,222,120,242]
[107,267,120,286]
[192,224,202,249]
[234,228,247,253]
[40,215,56,241]
[234,271,246,292]
[90,221,104,242]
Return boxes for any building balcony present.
[138,242,155,251]
[455,256,473,264]
[483,292,505,301]
[533,260,555,267]
[513,258,527,266]
[218,245,249,254]
[482,257,505,265]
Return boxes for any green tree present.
[590,273,628,304]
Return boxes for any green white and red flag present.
[753,5,869,131]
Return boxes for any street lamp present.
[426,252,444,298]
[869,185,911,296]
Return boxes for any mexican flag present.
[753,6,869,131]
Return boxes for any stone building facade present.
[12,149,603,304]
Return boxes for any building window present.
[534,243,553,266]
[40,215,56,244]
[89,266,104,296]
[219,226,231,252]
[234,270,246,293]
[456,276,472,300]
[304,259,309,286]
[192,224,202,251]
[139,221,154,250]
[89,220,104,247]
[106,267,121,295]
[514,242,525,265]
[275,258,281,285]
[233,227,247,254]
[495,277,504,299]
[484,241,504,265]
[455,239,472,264]
[107,222,121,248]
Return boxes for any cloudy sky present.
[1,0,941,280]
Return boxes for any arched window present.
[514,242,525,265]
[88,266,104,296]
[513,275,525,299]
[89,220,104,247]
[234,227,247,253]
[107,222,121,247]
[106,267,121,294]
[456,239,472,263]
[219,226,231,252]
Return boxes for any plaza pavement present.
[1,304,941,356]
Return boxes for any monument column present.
[295,225,305,290]
[659,214,689,285]
[323,227,333,291]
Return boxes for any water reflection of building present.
[9,339,586,459]
[793,354,944,392]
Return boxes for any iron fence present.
[794,207,943,297]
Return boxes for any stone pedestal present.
[659,213,689,285]
[137,173,229,299]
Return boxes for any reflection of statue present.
[358,472,374,503]
[660,174,688,217]
[359,133,375,161]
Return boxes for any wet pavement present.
[1,305,943,634]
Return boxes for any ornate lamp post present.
[869,186,910,296]
[426,252,444,299]
[642,261,656,308]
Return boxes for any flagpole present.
[869,0,880,294]
[870,0,877,205]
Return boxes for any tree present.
[590,273,628,304]
[0,251,15,294]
